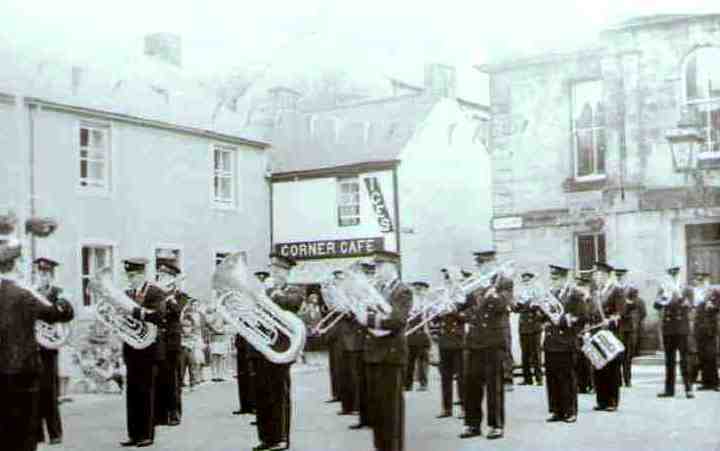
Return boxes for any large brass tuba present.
[212,252,306,364]
[88,267,158,350]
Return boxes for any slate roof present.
[269,93,438,174]
[0,41,263,144]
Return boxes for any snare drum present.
[581,329,625,370]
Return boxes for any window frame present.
[682,46,720,158]
[153,244,184,289]
[210,143,238,210]
[575,232,607,272]
[336,176,361,227]
[78,240,117,314]
[76,120,113,197]
[570,79,607,181]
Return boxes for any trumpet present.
[88,267,158,350]
[459,260,515,297]
[405,284,464,337]
[312,279,351,336]
[212,253,306,364]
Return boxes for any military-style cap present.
[34,257,60,272]
[254,271,270,280]
[521,271,536,279]
[594,261,614,273]
[472,248,496,260]
[269,253,297,269]
[156,258,181,276]
[411,281,430,289]
[549,264,570,276]
[461,270,473,278]
[332,270,344,276]
[371,250,401,264]
[693,271,710,278]
[123,258,149,273]
[614,268,628,276]
[666,266,681,275]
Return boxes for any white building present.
[267,65,494,288]
[0,34,270,320]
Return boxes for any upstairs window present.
[337,177,360,227]
[78,123,111,192]
[571,80,606,179]
[684,47,720,154]
[213,144,236,207]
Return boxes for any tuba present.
[87,267,158,350]
[212,253,306,364]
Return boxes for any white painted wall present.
[272,169,398,251]
[397,98,493,286]
[22,106,269,317]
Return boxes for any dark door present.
[686,223,720,284]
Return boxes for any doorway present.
[686,223,720,284]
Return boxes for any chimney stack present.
[424,63,456,98]
[144,33,182,67]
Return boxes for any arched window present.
[684,47,720,154]
[571,80,605,178]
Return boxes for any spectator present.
[57,345,75,403]
[180,317,201,391]
[206,306,228,381]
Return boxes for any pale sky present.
[0,0,718,91]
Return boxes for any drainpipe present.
[268,173,274,255]
[28,103,37,263]
[392,164,402,278]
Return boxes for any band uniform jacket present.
[543,287,588,353]
[596,284,626,335]
[363,278,413,366]
[653,286,693,336]
[0,279,74,383]
[122,283,168,364]
[406,315,431,348]
[461,275,513,350]
[695,288,720,337]
[165,291,190,354]
[429,312,465,350]
[619,288,646,333]
[512,286,544,335]
[340,317,365,352]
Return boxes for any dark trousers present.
[236,350,256,412]
[663,334,690,394]
[576,351,594,393]
[126,361,158,442]
[255,359,291,445]
[464,347,505,429]
[594,356,622,408]
[545,351,577,418]
[504,328,514,382]
[366,363,404,451]
[1,375,40,451]
[350,352,370,425]
[438,348,464,412]
[520,333,543,384]
[340,350,360,413]
[155,351,182,424]
[405,346,429,389]
[38,351,62,442]
[697,334,719,388]
[619,331,637,385]
[328,342,341,400]
[179,347,198,387]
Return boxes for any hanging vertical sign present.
[364,176,394,233]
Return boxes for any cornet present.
[404,283,464,337]
[212,253,306,364]
[459,260,515,297]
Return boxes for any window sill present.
[76,187,113,199]
[563,174,607,193]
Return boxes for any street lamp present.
[666,110,705,173]
[666,110,709,211]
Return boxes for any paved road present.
[49,357,720,451]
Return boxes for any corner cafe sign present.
[274,237,385,260]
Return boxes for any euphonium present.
[212,253,306,364]
[335,270,393,337]
[88,267,158,350]
[533,280,570,326]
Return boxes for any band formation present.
[1,212,719,451]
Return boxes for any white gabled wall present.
[397,98,493,285]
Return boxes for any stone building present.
[479,14,720,351]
